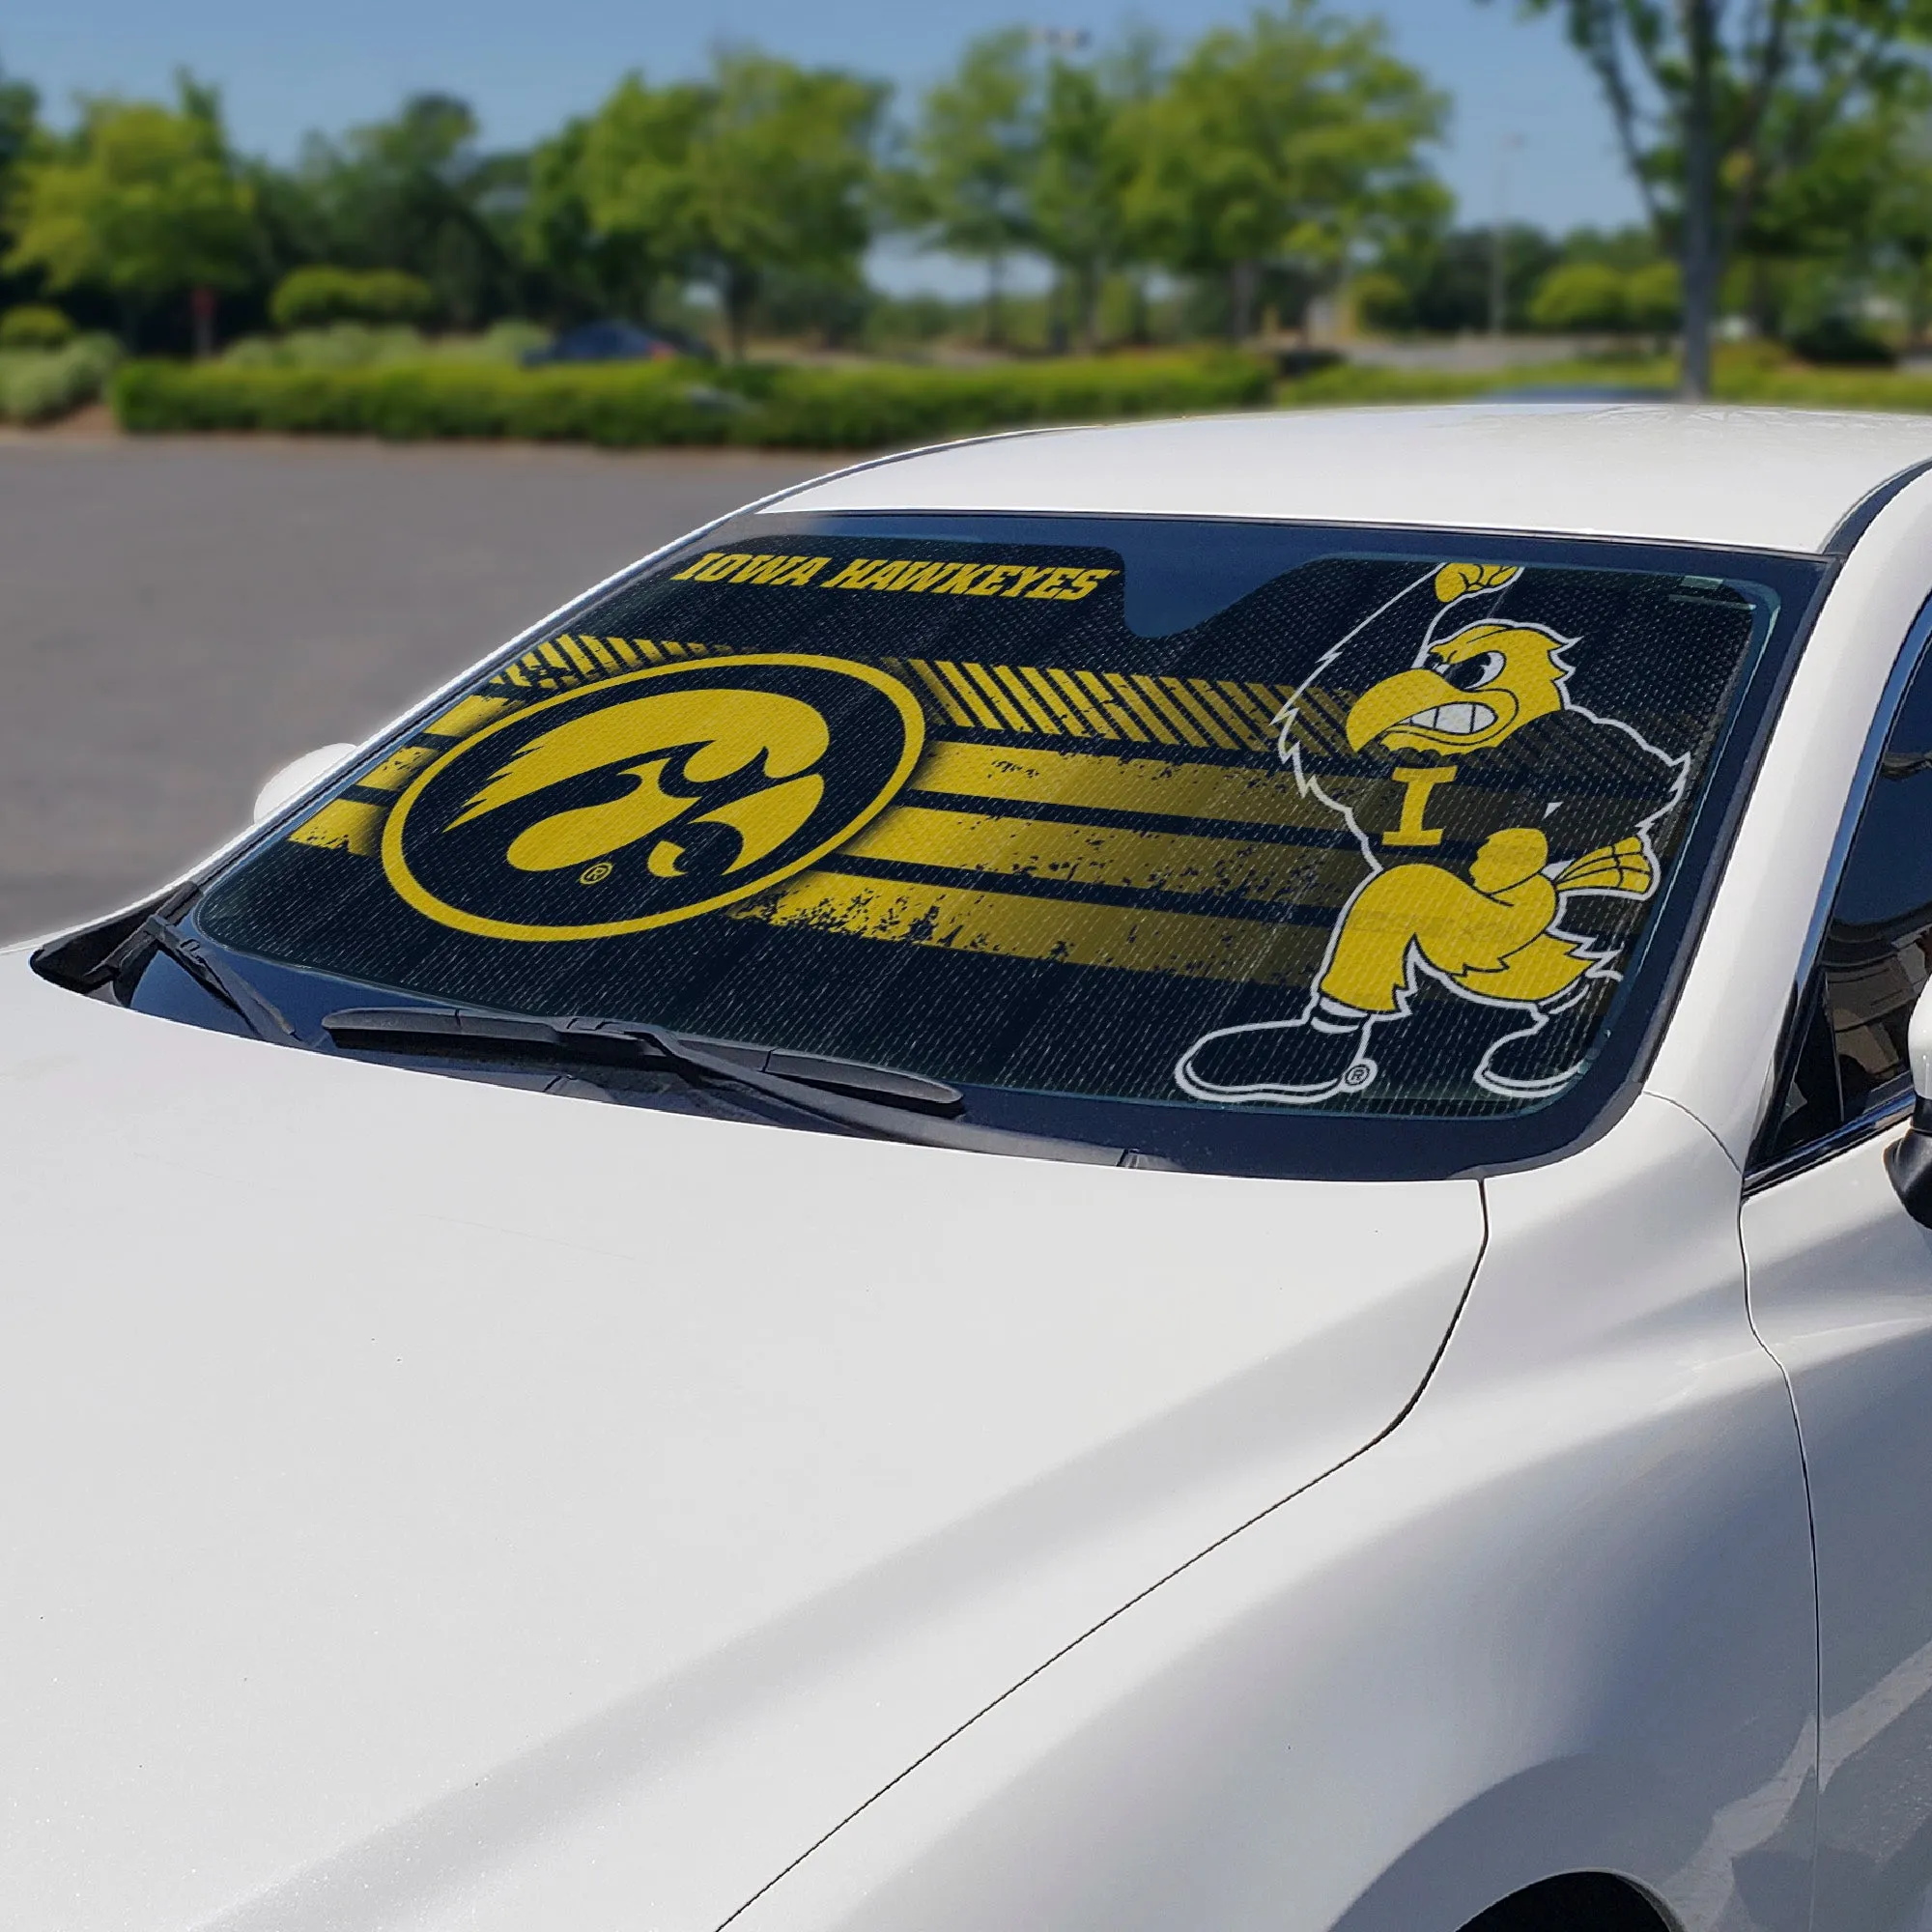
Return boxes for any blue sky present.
[5,0,1644,287]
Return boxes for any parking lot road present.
[0,438,827,941]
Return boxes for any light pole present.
[1490,132,1524,338]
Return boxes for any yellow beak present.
[1345,668,1465,751]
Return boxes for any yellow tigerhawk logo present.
[383,655,924,941]
[1177,561,1686,1105]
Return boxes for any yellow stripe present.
[425,695,515,739]
[904,660,978,728]
[1094,675,1173,743]
[1217,684,1281,739]
[1076,671,1151,743]
[1129,675,1210,748]
[288,799,385,857]
[935,662,1003,729]
[355,745,439,792]
[844,805,1356,906]
[1153,676,1238,750]
[733,871,1321,986]
[1018,666,1090,737]
[1168,679,1248,751]
[1044,669,1120,739]
[1200,683,1271,752]
[566,635,614,671]
[908,741,1333,831]
[961,662,1032,730]
[989,664,1061,734]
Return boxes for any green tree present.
[0,59,37,194]
[6,76,255,351]
[1124,1,1445,340]
[1528,259,1630,329]
[522,107,674,324]
[570,75,712,328]
[1503,0,1932,397]
[1624,257,1684,329]
[900,30,1037,344]
[292,95,524,327]
[0,59,45,316]
[1869,116,1932,345]
[582,53,885,358]
[1030,53,1134,351]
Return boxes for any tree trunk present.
[190,286,216,360]
[985,253,1006,348]
[1747,256,1776,342]
[1230,260,1259,343]
[1077,263,1100,354]
[1679,0,1719,400]
[723,265,756,361]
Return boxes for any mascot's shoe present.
[1477,980,1614,1098]
[1174,1005,1378,1105]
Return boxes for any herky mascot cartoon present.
[1176,561,1686,1106]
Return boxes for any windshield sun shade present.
[174,512,1822,1179]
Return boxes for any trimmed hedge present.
[110,350,1274,449]
[1721,364,1932,412]
[0,333,121,424]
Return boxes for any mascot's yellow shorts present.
[1318,828,1596,1015]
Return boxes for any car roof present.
[770,403,1932,555]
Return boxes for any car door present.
[1743,631,1932,1932]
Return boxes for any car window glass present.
[1761,643,1932,1165]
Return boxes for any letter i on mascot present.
[1175,561,1687,1106]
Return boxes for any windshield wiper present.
[142,914,298,1045]
[321,1005,1164,1167]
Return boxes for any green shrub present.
[0,333,121,423]
[111,350,1272,448]
[1277,362,1490,408]
[1350,270,1412,333]
[1624,262,1683,331]
[269,267,435,332]
[0,304,75,350]
[221,318,553,372]
[1787,314,1896,368]
[1715,361,1932,409]
[1528,262,1631,333]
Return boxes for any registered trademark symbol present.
[579,861,614,885]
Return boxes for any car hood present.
[0,953,1483,1932]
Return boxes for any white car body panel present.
[774,405,1932,553]
[25,405,1932,1930]
[1744,1137,1932,1932]
[730,1099,1814,1932]
[0,962,1479,1932]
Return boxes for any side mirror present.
[1889,980,1932,1224]
[252,743,355,824]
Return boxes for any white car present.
[17,404,1932,1932]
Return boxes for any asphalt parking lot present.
[0,435,826,941]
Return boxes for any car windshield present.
[153,511,1822,1178]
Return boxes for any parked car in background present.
[522,318,714,366]
[22,405,1932,1932]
